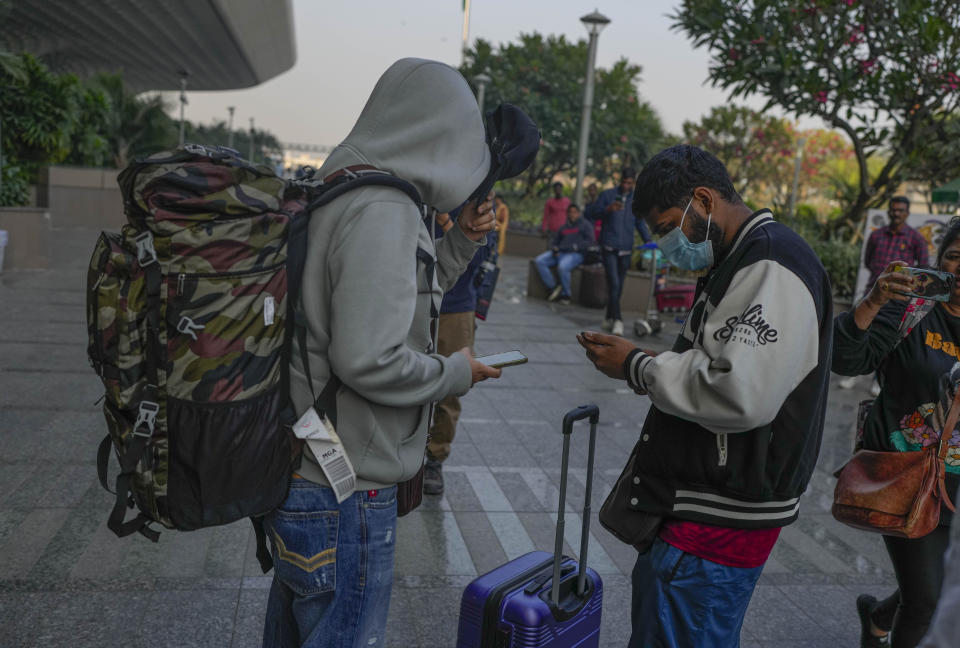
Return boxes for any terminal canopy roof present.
[933,178,960,205]
[0,0,296,91]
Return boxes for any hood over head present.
[320,58,490,213]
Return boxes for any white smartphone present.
[474,350,528,368]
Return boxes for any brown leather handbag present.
[832,389,960,538]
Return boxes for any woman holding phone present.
[833,216,960,647]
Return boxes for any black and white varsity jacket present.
[609,209,833,530]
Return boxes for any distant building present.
[282,143,336,176]
[0,0,297,91]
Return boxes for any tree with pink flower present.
[672,0,960,240]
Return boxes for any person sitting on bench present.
[535,203,595,305]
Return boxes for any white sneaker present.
[870,380,881,397]
[547,285,563,302]
[838,376,858,390]
[612,320,624,335]
[601,319,613,331]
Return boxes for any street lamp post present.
[249,117,255,162]
[227,106,235,149]
[461,0,472,65]
[573,10,611,208]
[472,73,491,114]
[177,70,189,147]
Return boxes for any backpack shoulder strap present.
[281,166,425,426]
[301,165,423,214]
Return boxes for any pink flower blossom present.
[815,90,828,104]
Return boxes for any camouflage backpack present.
[87,145,422,555]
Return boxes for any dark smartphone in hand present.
[893,266,955,301]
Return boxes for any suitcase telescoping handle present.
[551,404,600,606]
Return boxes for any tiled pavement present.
[0,227,894,647]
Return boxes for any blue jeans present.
[535,251,584,298]
[602,250,631,321]
[262,477,398,648]
[629,538,764,648]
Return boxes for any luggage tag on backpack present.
[293,407,357,503]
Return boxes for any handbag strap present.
[935,388,960,512]
[937,388,960,460]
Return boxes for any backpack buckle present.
[177,315,205,341]
[133,400,159,438]
[135,232,158,267]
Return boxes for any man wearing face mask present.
[577,145,833,648]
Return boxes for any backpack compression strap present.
[99,253,164,543]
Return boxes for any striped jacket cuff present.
[672,489,801,523]
[624,348,653,393]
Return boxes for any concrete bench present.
[501,230,549,257]
[39,166,125,230]
[0,207,51,270]
[526,258,655,311]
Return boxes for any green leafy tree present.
[460,33,665,195]
[902,114,960,212]
[678,105,855,215]
[672,0,960,239]
[678,105,794,197]
[0,52,80,204]
[91,74,176,168]
[62,82,111,167]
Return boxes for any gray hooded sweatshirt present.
[291,58,491,490]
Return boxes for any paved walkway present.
[0,227,893,647]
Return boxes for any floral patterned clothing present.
[833,299,960,524]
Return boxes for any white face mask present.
[657,198,714,271]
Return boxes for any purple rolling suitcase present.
[456,405,603,648]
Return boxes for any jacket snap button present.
[642,434,649,441]
[633,476,640,485]
[630,497,639,506]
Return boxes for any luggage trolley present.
[634,242,667,337]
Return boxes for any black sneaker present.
[856,594,888,647]
[423,458,444,496]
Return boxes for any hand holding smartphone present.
[474,350,528,368]
[892,265,955,301]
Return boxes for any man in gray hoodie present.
[260,59,535,648]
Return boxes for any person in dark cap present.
[263,58,538,647]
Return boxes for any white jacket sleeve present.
[326,202,472,407]
[629,260,820,434]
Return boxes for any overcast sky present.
[172,0,817,147]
